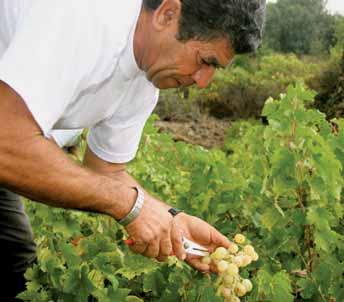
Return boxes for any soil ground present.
[155,115,231,149]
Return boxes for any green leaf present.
[143,271,165,296]
[116,254,159,280]
[93,286,131,302]
[297,278,317,299]
[257,270,294,302]
[63,264,95,301]
[271,272,294,302]
[60,242,81,267]
[260,207,285,231]
[307,207,340,252]
[126,296,144,302]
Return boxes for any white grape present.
[233,255,244,267]
[217,260,229,273]
[222,287,232,299]
[213,247,229,260]
[234,283,247,297]
[251,252,259,261]
[234,234,246,244]
[242,279,253,292]
[226,263,239,275]
[241,255,252,267]
[228,243,239,254]
[243,245,255,256]
[201,256,211,265]
[223,274,236,286]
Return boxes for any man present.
[0,0,265,300]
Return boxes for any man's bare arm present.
[0,80,135,219]
[83,146,141,188]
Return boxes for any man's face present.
[145,36,235,90]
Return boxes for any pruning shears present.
[181,237,209,256]
[124,236,209,257]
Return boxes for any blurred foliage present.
[263,0,341,55]
[334,17,344,51]
[313,49,344,119]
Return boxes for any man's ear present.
[151,0,181,32]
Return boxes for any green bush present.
[194,53,322,119]
[312,48,344,118]
[155,53,324,122]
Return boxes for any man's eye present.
[202,59,210,66]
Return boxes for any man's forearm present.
[109,170,143,190]
[0,136,135,220]
[83,146,143,190]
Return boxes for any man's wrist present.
[118,186,144,226]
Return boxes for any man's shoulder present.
[77,0,143,55]
[82,0,142,31]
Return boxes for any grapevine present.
[18,84,344,301]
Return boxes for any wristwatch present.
[118,186,144,226]
[168,207,183,217]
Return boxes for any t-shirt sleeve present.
[0,0,117,136]
[51,129,83,148]
[87,91,159,164]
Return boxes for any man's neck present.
[133,5,149,71]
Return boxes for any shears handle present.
[124,239,135,246]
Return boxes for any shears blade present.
[182,237,209,256]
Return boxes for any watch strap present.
[168,207,183,217]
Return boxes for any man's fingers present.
[130,241,147,254]
[187,257,210,273]
[160,229,173,258]
[156,255,168,262]
[210,227,231,250]
[171,222,186,260]
[144,240,160,258]
[209,262,219,273]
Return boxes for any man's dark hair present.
[143,0,266,54]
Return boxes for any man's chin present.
[150,77,180,90]
[156,83,178,89]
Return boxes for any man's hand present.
[83,149,187,261]
[174,213,232,272]
[124,193,186,261]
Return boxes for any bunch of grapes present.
[201,234,259,302]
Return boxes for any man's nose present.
[191,65,215,89]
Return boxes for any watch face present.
[168,208,181,217]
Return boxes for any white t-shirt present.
[0,0,159,163]
[51,129,83,148]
